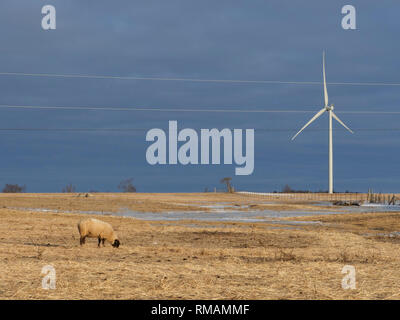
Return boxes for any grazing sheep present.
[77,218,120,248]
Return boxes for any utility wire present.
[0,104,315,113]
[1,104,400,114]
[0,128,400,132]
[1,71,400,87]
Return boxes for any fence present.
[236,191,399,203]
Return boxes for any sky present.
[0,0,399,193]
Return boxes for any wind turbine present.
[291,52,354,194]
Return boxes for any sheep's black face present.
[112,239,120,248]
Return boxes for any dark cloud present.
[0,0,399,192]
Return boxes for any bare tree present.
[62,184,76,193]
[282,184,293,193]
[2,184,26,193]
[220,177,233,193]
[118,178,137,193]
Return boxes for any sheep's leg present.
[102,238,105,247]
[98,237,101,247]
[80,236,86,245]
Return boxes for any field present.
[1,193,400,299]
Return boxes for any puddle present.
[150,222,302,231]
[7,203,400,225]
[346,204,400,213]
[175,202,253,211]
[9,207,328,225]
[8,206,325,225]
[117,208,331,223]
[312,202,334,207]
[363,231,400,238]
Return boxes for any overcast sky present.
[0,0,399,193]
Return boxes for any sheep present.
[77,218,120,248]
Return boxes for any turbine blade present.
[291,108,326,140]
[323,51,329,107]
[331,111,354,134]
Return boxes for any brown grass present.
[1,193,400,300]
[0,192,339,213]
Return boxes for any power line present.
[0,128,400,132]
[0,104,315,113]
[0,128,145,131]
[1,71,400,87]
[1,104,400,114]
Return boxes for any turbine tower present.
[291,52,354,194]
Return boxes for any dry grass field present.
[1,193,400,300]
